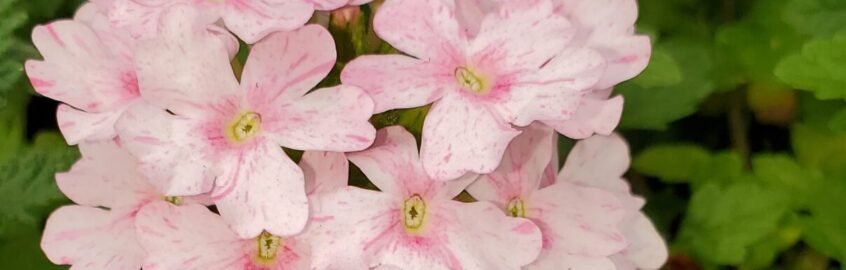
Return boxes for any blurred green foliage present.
[1,0,845,269]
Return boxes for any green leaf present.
[0,219,64,270]
[752,154,825,208]
[791,123,846,178]
[784,0,846,37]
[739,214,802,270]
[798,179,846,263]
[633,50,682,88]
[775,32,846,100]
[617,38,715,130]
[827,107,846,132]
[678,182,790,265]
[632,144,711,183]
[0,135,78,235]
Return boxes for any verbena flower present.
[309,126,543,270]
[467,125,629,269]
[41,140,209,269]
[107,0,373,43]
[342,0,606,181]
[115,6,375,238]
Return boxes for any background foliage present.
[0,0,845,269]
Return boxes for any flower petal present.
[373,0,465,60]
[135,201,246,270]
[56,104,124,145]
[213,142,309,238]
[26,21,137,113]
[421,93,520,181]
[528,182,626,256]
[498,47,606,126]
[544,94,623,140]
[444,201,543,269]
[526,253,615,270]
[617,212,668,270]
[346,126,423,196]
[56,140,157,209]
[466,124,554,205]
[595,35,652,89]
[41,206,143,270]
[309,0,351,10]
[559,133,631,192]
[341,54,450,113]
[115,102,216,196]
[309,187,395,269]
[134,5,239,116]
[243,24,336,104]
[220,0,314,43]
[268,85,376,152]
[469,0,572,71]
[301,151,349,195]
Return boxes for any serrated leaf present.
[633,144,711,183]
[827,107,846,132]
[617,38,715,130]
[752,154,825,208]
[798,179,846,263]
[678,182,790,265]
[0,136,78,235]
[740,214,802,270]
[791,123,846,178]
[775,32,846,100]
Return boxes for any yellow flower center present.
[255,231,283,264]
[402,194,427,233]
[226,112,262,143]
[455,67,488,94]
[506,197,526,218]
[162,196,183,205]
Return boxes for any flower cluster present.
[28,0,665,269]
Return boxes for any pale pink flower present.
[134,150,351,270]
[115,6,375,238]
[467,124,629,269]
[25,4,140,145]
[41,140,207,269]
[341,0,606,181]
[25,3,237,145]
[455,0,649,139]
[554,133,669,270]
[107,0,374,43]
[309,126,543,270]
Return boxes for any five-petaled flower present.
[310,126,543,270]
[115,6,376,238]
[342,0,607,181]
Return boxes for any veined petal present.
[617,212,668,270]
[41,206,143,270]
[341,54,451,113]
[267,85,376,152]
[115,102,216,196]
[346,126,424,196]
[134,5,239,117]
[421,93,520,181]
[301,151,349,196]
[526,252,615,270]
[528,182,627,256]
[56,104,124,145]
[544,94,623,140]
[56,140,157,209]
[444,202,543,270]
[221,0,314,44]
[243,24,336,105]
[135,202,246,270]
[467,124,554,205]
[213,142,309,238]
[373,0,465,61]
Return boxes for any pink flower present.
[554,133,669,270]
[467,124,629,269]
[134,151,350,270]
[107,0,374,43]
[309,126,543,270]
[341,0,605,181]
[41,140,207,269]
[25,4,140,145]
[115,6,375,238]
[456,0,649,139]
